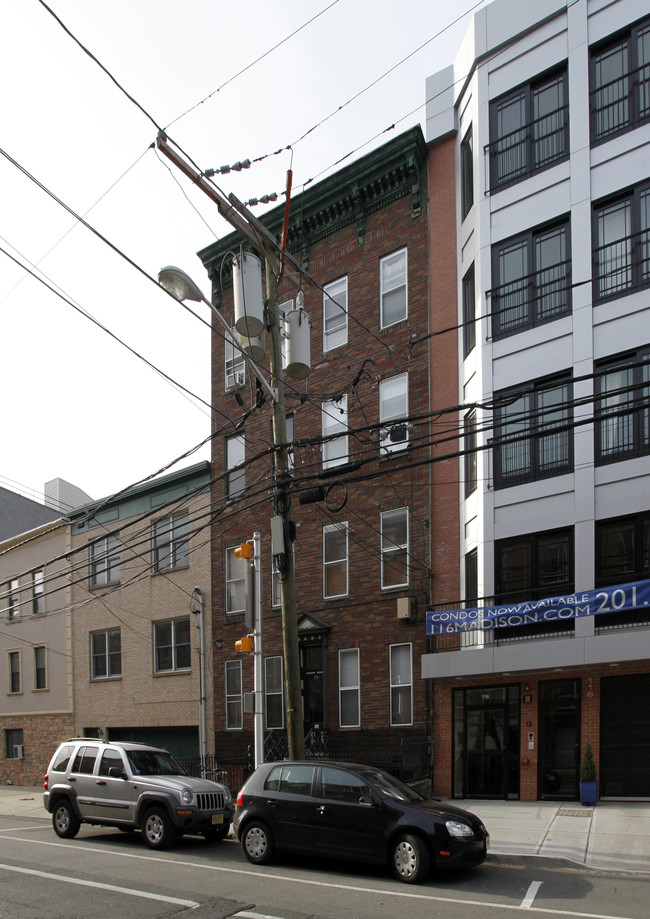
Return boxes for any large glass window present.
[265,656,284,729]
[390,643,413,726]
[91,628,122,679]
[379,373,409,454]
[595,349,650,463]
[225,659,242,730]
[380,508,408,588]
[596,512,650,587]
[323,277,348,351]
[593,183,650,300]
[90,535,120,586]
[339,648,360,727]
[491,220,571,338]
[380,249,408,327]
[226,433,246,499]
[590,17,650,142]
[494,374,572,488]
[154,618,190,673]
[323,522,348,598]
[322,396,348,468]
[152,513,189,571]
[489,68,568,190]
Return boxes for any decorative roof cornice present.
[198,125,426,284]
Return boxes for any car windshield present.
[126,749,187,776]
[358,767,424,802]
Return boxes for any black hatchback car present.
[234,760,489,884]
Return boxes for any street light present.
[158,265,278,403]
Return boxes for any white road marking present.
[521,881,543,909]
[0,861,200,909]
[0,834,640,919]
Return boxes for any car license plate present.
[212,814,224,825]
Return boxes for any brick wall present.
[1,712,74,785]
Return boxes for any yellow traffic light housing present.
[235,635,253,654]
[234,542,254,560]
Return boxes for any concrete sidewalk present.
[2,786,649,874]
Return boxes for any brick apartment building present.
[424,0,650,802]
[198,126,459,775]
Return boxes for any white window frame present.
[91,627,122,680]
[153,617,191,673]
[7,578,20,620]
[33,644,47,690]
[226,433,246,499]
[390,643,413,726]
[152,513,189,571]
[323,522,349,599]
[380,372,409,454]
[381,507,409,589]
[322,395,348,469]
[339,648,360,728]
[90,535,120,586]
[380,248,408,328]
[265,656,284,729]
[226,546,246,614]
[225,329,246,389]
[225,659,243,730]
[32,570,44,615]
[323,277,348,352]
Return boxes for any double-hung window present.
[339,648,360,727]
[322,396,348,468]
[265,656,284,729]
[32,570,44,615]
[494,374,573,488]
[380,249,407,327]
[226,546,246,614]
[390,643,413,726]
[225,329,246,389]
[152,513,189,571]
[226,433,246,499]
[9,651,20,693]
[225,659,242,729]
[90,535,120,586]
[590,17,650,143]
[7,578,19,620]
[323,522,348,598]
[593,182,650,301]
[380,508,409,589]
[34,645,46,690]
[379,373,409,454]
[595,349,650,463]
[154,617,190,672]
[491,220,571,338]
[323,277,348,351]
[489,67,568,190]
[91,628,122,679]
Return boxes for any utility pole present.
[265,258,305,761]
[156,132,306,762]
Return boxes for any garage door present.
[600,673,650,799]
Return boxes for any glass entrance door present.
[301,642,324,730]
[466,705,508,797]
[453,684,520,799]
[538,679,580,799]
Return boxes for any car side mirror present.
[108,766,126,779]
[358,794,376,807]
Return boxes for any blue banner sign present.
[426,579,650,635]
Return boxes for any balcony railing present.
[593,227,650,300]
[490,258,572,338]
[486,103,569,191]
[590,62,650,143]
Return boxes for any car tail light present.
[236,789,244,806]
[43,774,48,791]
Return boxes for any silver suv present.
[43,739,233,850]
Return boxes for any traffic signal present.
[235,635,253,654]
[234,542,254,559]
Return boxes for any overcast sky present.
[0,0,487,507]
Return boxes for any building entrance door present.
[301,642,324,730]
[465,705,508,797]
[538,679,580,799]
[453,684,520,799]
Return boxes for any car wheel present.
[52,800,80,839]
[141,806,177,850]
[202,826,229,842]
[241,820,275,865]
[390,833,431,884]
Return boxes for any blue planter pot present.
[579,780,598,806]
